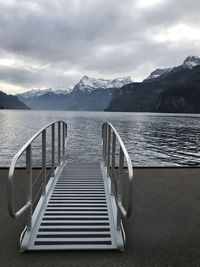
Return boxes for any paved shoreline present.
[1,167,200,266]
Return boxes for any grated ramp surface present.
[26,163,118,250]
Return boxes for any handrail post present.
[26,145,32,231]
[51,124,55,176]
[111,132,116,196]
[107,125,111,176]
[104,124,108,166]
[62,123,65,159]
[65,124,67,144]
[117,146,124,230]
[65,124,67,156]
[42,130,46,195]
[102,124,106,164]
[58,122,61,166]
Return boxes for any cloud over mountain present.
[0,0,199,93]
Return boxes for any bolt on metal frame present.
[7,120,67,231]
[102,122,133,230]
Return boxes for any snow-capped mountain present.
[17,76,133,111]
[112,77,133,88]
[17,89,42,99]
[182,55,200,69]
[73,76,133,93]
[18,76,133,98]
[18,86,73,99]
[145,68,171,81]
[50,85,73,94]
[145,55,200,81]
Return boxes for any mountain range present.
[17,76,133,111]
[1,55,200,113]
[106,56,200,113]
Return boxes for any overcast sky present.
[0,0,199,94]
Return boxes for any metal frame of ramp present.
[7,121,133,252]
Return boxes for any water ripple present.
[0,110,200,167]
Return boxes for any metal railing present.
[7,120,67,230]
[102,122,133,229]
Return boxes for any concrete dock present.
[1,167,200,266]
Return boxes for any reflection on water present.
[0,110,200,167]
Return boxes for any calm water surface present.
[0,110,200,167]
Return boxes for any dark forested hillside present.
[0,91,29,109]
[106,65,200,113]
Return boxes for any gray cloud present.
[0,0,199,92]
[0,64,79,88]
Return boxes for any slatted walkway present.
[21,163,121,250]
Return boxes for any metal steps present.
[21,163,122,251]
[8,121,133,252]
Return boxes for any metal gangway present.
[7,121,133,251]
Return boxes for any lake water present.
[0,110,200,167]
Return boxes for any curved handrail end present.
[7,120,68,220]
[102,122,134,219]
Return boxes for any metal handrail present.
[102,122,133,223]
[7,120,67,230]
